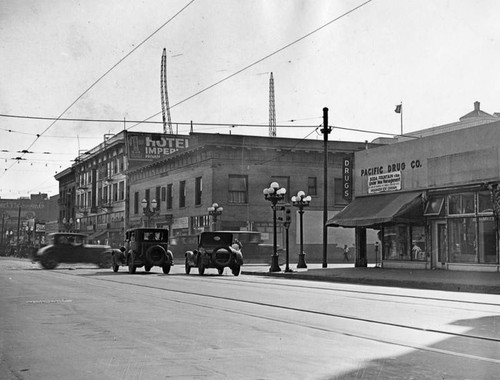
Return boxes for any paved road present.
[1,259,499,379]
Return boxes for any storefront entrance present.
[431,220,447,269]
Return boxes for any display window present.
[383,224,426,261]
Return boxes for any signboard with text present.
[126,132,190,161]
[368,171,402,193]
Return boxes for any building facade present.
[328,114,500,272]
[126,132,373,262]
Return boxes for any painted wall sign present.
[368,171,402,193]
[342,156,353,201]
[360,159,422,176]
[127,133,190,161]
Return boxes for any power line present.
[127,0,375,130]
[0,0,196,179]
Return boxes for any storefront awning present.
[326,191,424,228]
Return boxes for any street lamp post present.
[62,218,74,232]
[141,199,158,227]
[292,191,312,269]
[263,181,286,272]
[207,203,223,231]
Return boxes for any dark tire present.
[213,247,232,267]
[112,264,119,272]
[145,265,152,272]
[218,267,224,275]
[128,253,136,274]
[232,265,241,276]
[145,245,166,266]
[40,253,58,270]
[162,265,171,274]
[185,258,191,274]
[198,260,205,275]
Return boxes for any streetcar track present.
[40,268,500,347]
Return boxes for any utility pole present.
[269,72,276,137]
[160,48,173,134]
[321,108,332,268]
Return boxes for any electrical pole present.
[321,108,332,268]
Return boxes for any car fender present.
[185,250,197,266]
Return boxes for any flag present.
[394,104,402,113]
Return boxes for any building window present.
[113,183,118,202]
[179,181,186,208]
[307,177,317,196]
[167,184,173,210]
[478,191,493,213]
[229,175,248,204]
[448,218,477,262]
[156,186,161,211]
[119,181,124,200]
[161,187,166,202]
[145,189,150,205]
[334,178,348,205]
[448,193,474,215]
[134,192,139,215]
[383,224,426,261]
[424,196,444,216]
[195,177,202,206]
[478,217,497,263]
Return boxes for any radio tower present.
[160,48,173,134]
[269,72,276,137]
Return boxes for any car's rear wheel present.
[112,264,119,272]
[185,258,191,274]
[144,265,152,272]
[162,265,171,274]
[232,265,241,276]
[40,253,59,270]
[218,267,224,275]
[128,253,136,274]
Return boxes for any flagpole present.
[400,102,403,135]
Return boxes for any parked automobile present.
[185,231,243,276]
[112,228,173,274]
[33,232,115,269]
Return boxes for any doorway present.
[431,221,447,268]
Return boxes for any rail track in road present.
[30,267,500,366]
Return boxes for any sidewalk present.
[241,263,500,294]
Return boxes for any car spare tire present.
[145,245,166,266]
[214,247,232,267]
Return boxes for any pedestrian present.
[343,245,350,261]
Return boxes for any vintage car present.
[185,231,243,276]
[33,232,115,269]
[112,228,174,274]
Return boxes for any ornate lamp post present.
[263,181,286,272]
[207,203,223,231]
[291,191,312,268]
[62,217,74,232]
[141,199,158,227]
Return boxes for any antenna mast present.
[160,48,173,134]
[269,72,276,137]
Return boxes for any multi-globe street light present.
[291,191,312,268]
[207,203,223,231]
[141,199,158,227]
[263,181,286,272]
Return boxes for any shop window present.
[478,217,497,263]
[448,218,477,262]
[448,193,474,215]
[383,225,410,260]
[229,175,248,204]
[478,191,494,213]
[424,196,444,216]
[411,226,426,261]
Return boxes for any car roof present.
[48,232,88,237]
[126,227,168,232]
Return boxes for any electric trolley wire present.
[127,0,374,130]
[0,0,196,178]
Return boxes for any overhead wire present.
[0,0,196,179]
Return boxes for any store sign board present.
[127,133,190,161]
[342,156,353,201]
[368,171,401,193]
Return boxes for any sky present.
[1,0,500,199]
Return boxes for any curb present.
[241,270,500,295]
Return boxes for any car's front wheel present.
[40,253,59,270]
[218,267,224,275]
[162,264,171,274]
[198,260,205,275]
[185,258,191,274]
